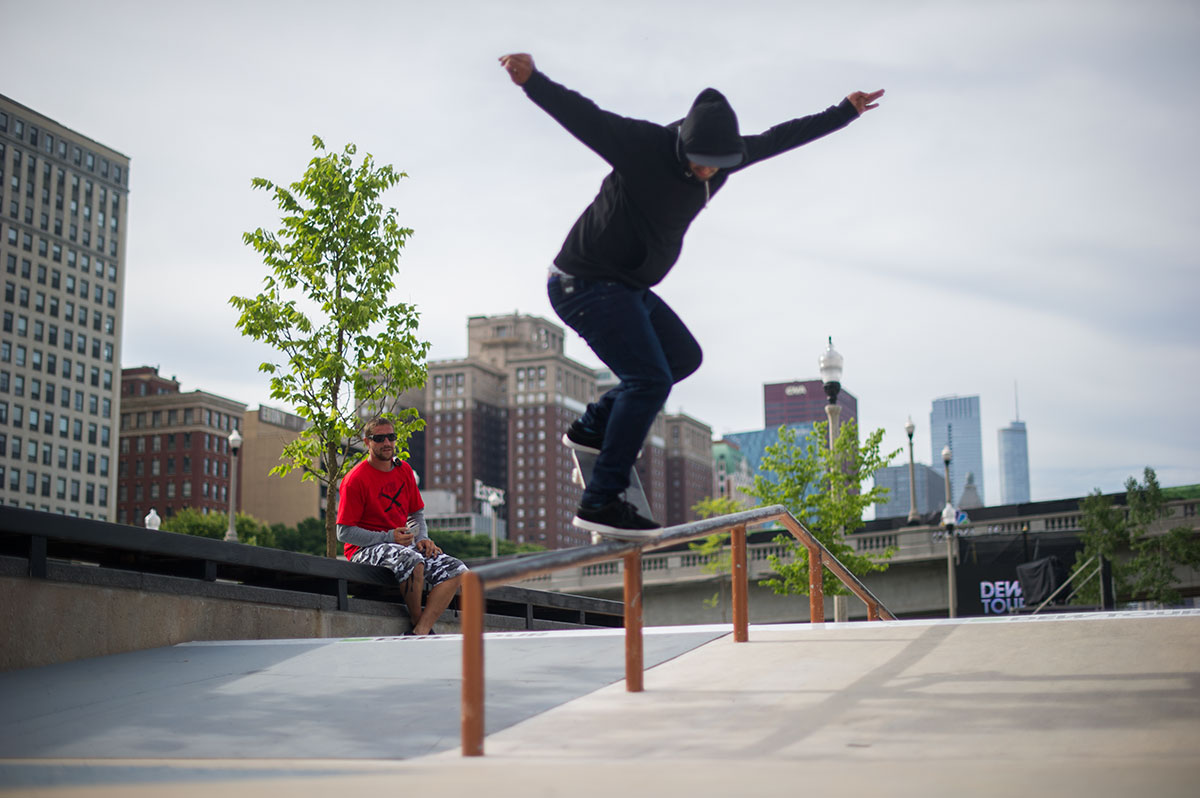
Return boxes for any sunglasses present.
[368,433,397,443]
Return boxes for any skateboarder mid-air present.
[500,53,883,540]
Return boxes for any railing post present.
[624,550,644,692]
[808,543,824,623]
[460,571,485,757]
[731,525,748,642]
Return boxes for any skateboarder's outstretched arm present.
[498,53,660,173]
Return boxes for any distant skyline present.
[999,421,1032,505]
[929,396,985,507]
[4,0,1197,504]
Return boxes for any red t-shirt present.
[336,459,424,559]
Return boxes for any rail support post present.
[460,571,486,756]
[731,525,749,642]
[808,544,824,623]
[624,550,644,692]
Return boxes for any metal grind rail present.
[459,504,896,756]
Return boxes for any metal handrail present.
[460,504,896,756]
[1031,554,1099,615]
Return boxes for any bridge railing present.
[459,504,896,756]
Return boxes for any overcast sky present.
[5,0,1197,504]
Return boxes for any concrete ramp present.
[1,611,1198,797]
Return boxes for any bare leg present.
[413,573,463,636]
[403,562,426,629]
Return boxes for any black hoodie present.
[522,69,860,289]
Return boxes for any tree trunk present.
[325,443,341,558]
[325,500,338,559]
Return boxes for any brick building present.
[116,367,246,525]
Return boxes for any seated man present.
[337,417,466,636]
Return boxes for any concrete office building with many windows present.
[0,96,128,518]
[664,413,713,527]
[387,314,601,550]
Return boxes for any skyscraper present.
[873,463,946,520]
[998,420,1030,505]
[1,96,129,519]
[930,395,984,507]
[390,313,604,550]
[663,413,713,527]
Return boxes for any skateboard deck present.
[570,449,656,538]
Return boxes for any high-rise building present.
[116,367,246,525]
[764,379,857,429]
[1,96,129,519]
[663,413,713,526]
[930,395,984,507]
[873,463,946,520]
[391,314,603,550]
[722,422,814,479]
[998,420,1030,505]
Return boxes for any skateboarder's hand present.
[499,53,534,85]
[391,529,415,546]
[847,89,885,115]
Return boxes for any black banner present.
[955,533,1083,616]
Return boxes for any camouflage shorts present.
[351,543,467,588]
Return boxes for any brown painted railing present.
[459,504,895,756]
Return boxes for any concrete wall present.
[567,558,954,627]
[1,574,434,672]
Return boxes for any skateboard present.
[570,448,656,543]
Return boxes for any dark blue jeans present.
[548,274,702,503]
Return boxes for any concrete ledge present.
[0,507,624,671]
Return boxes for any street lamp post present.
[818,337,844,449]
[905,417,919,523]
[474,480,506,558]
[819,337,846,622]
[941,444,957,618]
[224,429,243,543]
[487,492,504,558]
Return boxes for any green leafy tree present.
[271,517,327,556]
[748,420,898,596]
[160,507,274,546]
[431,530,545,561]
[687,496,748,609]
[1073,467,1200,606]
[231,137,430,558]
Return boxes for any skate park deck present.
[2,610,1198,797]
